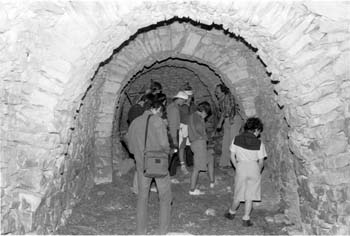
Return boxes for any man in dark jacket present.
[127,101,172,235]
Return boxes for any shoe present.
[150,186,157,192]
[220,166,231,170]
[242,219,253,227]
[189,189,205,195]
[170,178,180,184]
[209,182,216,188]
[181,165,189,175]
[224,211,235,220]
[130,187,138,195]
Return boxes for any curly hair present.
[197,101,212,118]
[244,117,264,132]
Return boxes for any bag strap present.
[143,114,152,175]
[144,114,152,152]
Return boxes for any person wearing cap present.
[166,91,189,150]
[178,86,196,175]
[215,84,244,169]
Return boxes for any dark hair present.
[244,117,264,133]
[142,93,155,110]
[181,82,192,91]
[150,100,164,109]
[154,92,167,104]
[216,84,230,94]
[151,81,162,92]
[197,101,212,118]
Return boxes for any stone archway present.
[1,1,349,234]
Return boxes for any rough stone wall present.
[34,71,104,234]
[1,1,349,234]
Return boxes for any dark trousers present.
[136,171,172,234]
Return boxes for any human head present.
[140,93,155,110]
[244,117,264,136]
[149,100,165,115]
[197,101,212,119]
[182,83,193,96]
[150,81,162,95]
[154,92,167,106]
[215,83,230,99]
[173,91,188,105]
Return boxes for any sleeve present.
[257,142,267,159]
[229,138,236,155]
[126,124,135,155]
[167,106,179,141]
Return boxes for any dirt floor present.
[56,162,291,235]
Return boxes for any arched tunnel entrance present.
[80,18,292,234]
[1,1,349,235]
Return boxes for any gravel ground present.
[56,164,289,235]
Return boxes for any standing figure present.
[127,101,172,234]
[215,84,244,168]
[188,101,215,195]
[128,93,155,195]
[224,117,267,227]
[178,86,196,175]
[166,91,189,153]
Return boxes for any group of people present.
[126,81,267,234]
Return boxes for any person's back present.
[127,103,145,126]
[127,101,172,235]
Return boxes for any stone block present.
[94,166,113,184]
[102,80,121,93]
[338,215,350,226]
[19,211,34,232]
[181,32,202,55]
[333,51,350,76]
[0,211,16,234]
[16,169,43,193]
[157,27,172,51]
[278,14,315,51]
[95,121,113,133]
[95,130,112,138]
[34,72,64,95]
[28,89,57,108]
[325,32,350,43]
[322,132,348,156]
[95,145,112,158]
[19,192,42,212]
[309,95,342,115]
[0,167,8,188]
[146,30,161,54]
[324,152,350,169]
[41,59,72,84]
[304,2,350,21]
[308,110,340,128]
[293,49,325,66]
[319,19,349,33]
[95,137,111,147]
[94,155,112,168]
[337,201,350,216]
[287,34,312,56]
[324,167,350,185]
